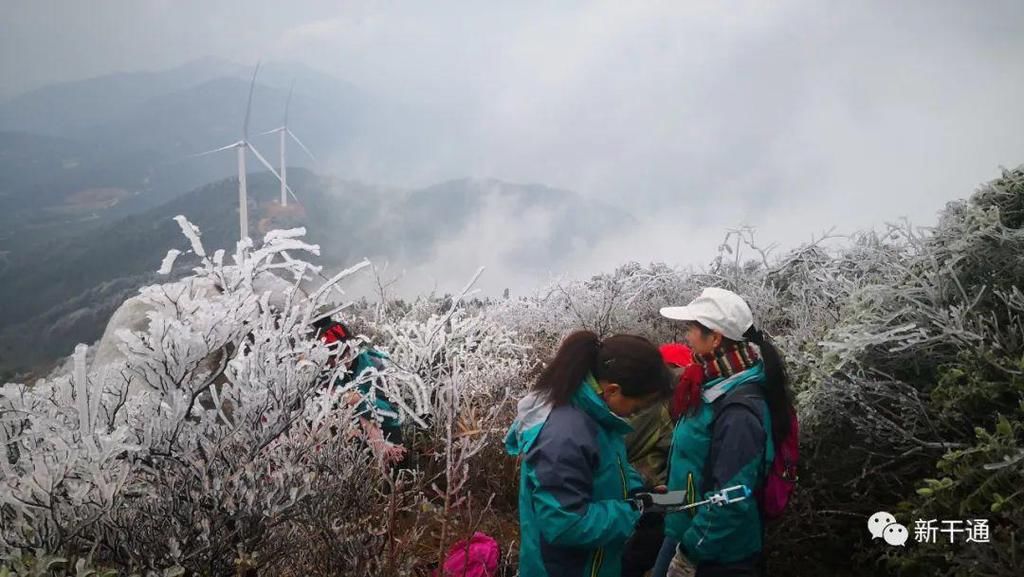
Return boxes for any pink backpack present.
[707,387,799,520]
[436,532,499,577]
[761,408,799,519]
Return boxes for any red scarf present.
[669,341,760,420]
[670,364,706,420]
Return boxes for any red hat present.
[320,323,349,345]
[659,343,693,367]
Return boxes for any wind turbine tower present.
[192,63,290,241]
[261,83,315,207]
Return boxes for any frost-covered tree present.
[1,219,366,570]
[4,166,1023,577]
[2,218,535,576]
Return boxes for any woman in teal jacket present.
[654,288,795,577]
[506,331,673,577]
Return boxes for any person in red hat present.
[622,342,700,577]
[313,315,406,465]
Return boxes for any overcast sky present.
[3,0,1024,289]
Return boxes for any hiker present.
[652,288,796,577]
[313,316,405,464]
[621,343,697,577]
[505,330,673,577]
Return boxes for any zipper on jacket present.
[589,547,605,577]
[616,455,628,498]
[686,472,697,517]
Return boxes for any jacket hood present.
[505,373,634,457]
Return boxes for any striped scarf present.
[671,342,760,420]
[697,341,760,382]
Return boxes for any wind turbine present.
[191,63,291,241]
[261,82,315,207]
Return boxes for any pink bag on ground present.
[436,532,499,577]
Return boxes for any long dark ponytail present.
[534,330,672,406]
[744,326,793,443]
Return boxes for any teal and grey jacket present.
[345,349,401,430]
[505,375,644,577]
[665,362,773,565]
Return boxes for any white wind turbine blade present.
[284,81,294,126]
[287,129,317,162]
[247,142,284,182]
[243,62,261,141]
[253,140,300,204]
[189,140,243,158]
[259,126,285,136]
[249,142,299,202]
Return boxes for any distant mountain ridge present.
[0,57,358,136]
[0,169,630,379]
[0,58,631,378]
[0,58,372,255]
[0,57,247,135]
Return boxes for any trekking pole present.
[632,485,751,515]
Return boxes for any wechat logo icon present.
[869,511,909,547]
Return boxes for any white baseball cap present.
[659,287,754,341]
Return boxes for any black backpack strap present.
[700,382,765,495]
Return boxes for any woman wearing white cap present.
[651,288,795,577]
